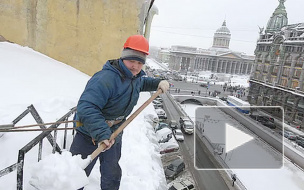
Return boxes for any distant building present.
[149,46,170,64]
[168,20,255,75]
[159,48,171,63]
[248,0,304,126]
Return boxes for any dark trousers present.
[70,132,122,190]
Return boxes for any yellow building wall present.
[0,0,150,75]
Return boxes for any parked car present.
[200,83,208,88]
[260,120,276,129]
[154,122,169,131]
[214,90,221,95]
[169,179,195,190]
[219,97,227,102]
[158,133,173,143]
[165,158,185,179]
[296,135,304,148]
[169,120,178,129]
[173,129,184,141]
[284,131,297,140]
[158,132,179,154]
[250,115,274,123]
[258,116,275,123]
[155,108,167,120]
[160,146,179,154]
[296,135,304,141]
[250,114,276,129]
[153,100,163,108]
[155,97,163,103]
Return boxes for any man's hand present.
[98,139,115,152]
[158,80,169,93]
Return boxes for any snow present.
[156,128,172,140]
[29,152,90,190]
[147,59,250,88]
[0,42,166,190]
[146,59,168,71]
[1,41,304,190]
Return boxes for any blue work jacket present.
[76,59,160,143]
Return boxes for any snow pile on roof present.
[29,151,90,190]
[119,109,167,190]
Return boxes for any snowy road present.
[161,93,230,190]
[181,103,304,190]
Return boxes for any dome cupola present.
[265,0,288,33]
[215,20,231,34]
[212,20,231,49]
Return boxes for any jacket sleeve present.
[77,76,113,143]
[140,77,161,92]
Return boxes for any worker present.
[70,35,169,190]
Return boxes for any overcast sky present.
[149,0,304,55]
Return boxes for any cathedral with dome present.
[167,20,255,75]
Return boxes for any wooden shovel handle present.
[90,89,163,160]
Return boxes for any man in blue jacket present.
[70,35,169,190]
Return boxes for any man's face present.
[123,60,144,76]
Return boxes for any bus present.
[227,96,250,114]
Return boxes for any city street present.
[161,93,231,190]
[168,80,248,101]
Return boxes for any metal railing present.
[0,105,77,190]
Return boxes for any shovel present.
[90,89,162,161]
[29,89,163,189]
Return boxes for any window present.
[296,57,304,67]
[257,64,262,71]
[270,77,276,84]
[295,112,303,123]
[292,81,299,89]
[284,56,292,66]
[285,46,290,52]
[262,65,266,72]
[263,75,267,82]
[283,67,290,76]
[294,69,301,78]
[256,54,262,62]
[265,55,271,63]
[258,45,264,51]
[273,66,279,74]
[280,78,288,86]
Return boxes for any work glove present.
[98,139,115,152]
[158,80,169,93]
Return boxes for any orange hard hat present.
[123,35,149,55]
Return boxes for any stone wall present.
[0,0,150,75]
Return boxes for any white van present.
[182,121,194,134]
[179,116,194,134]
